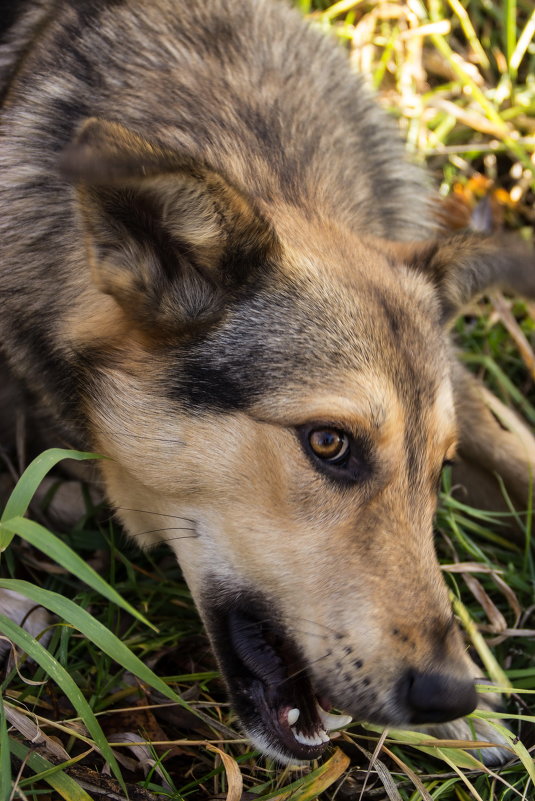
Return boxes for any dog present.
[1,0,534,766]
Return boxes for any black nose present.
[402,670,478,724]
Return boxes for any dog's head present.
[61,119,526,761]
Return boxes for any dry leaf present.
[206,744,243,801]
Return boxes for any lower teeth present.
[291,726,330,747]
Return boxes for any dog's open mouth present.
[206,600,352,762]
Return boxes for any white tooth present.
[315,702,353,732]
[319,728,330,743]
[292,728,309,746]
[287,708,300,726]
[291,728,325,747]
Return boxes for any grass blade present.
[0,517,156,630]
[510,10,535,76]
[9,737,95,801]
[255,748,350,801]
[0,695,11,801]
[0,614,125,793]
[363,725,488,769]
[1,448,101,531]
[479,720,535,783]
[451,594,512,690]
[446,0,490,69]
[0,579,190,708]
[504,0,517,75]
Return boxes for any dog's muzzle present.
[202,586,478,763]
[203,593,352,762]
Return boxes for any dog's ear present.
[381,234,535,322]
[60,118,278,329]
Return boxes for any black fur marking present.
[0,0,33,41]
[378,296,402,337]
[10,318,83,425]
[430,616,455,663]
[70,0,126,26]
[173,278,352,413]
[48,97,92,148]
[177,359,251,411]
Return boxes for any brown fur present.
[1,0,534,765]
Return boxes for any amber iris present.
[308,428,349,461]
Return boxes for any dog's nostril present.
[403,670,478,724]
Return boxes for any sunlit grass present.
[1,1,534,799]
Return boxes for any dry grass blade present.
[445,0,490,68]
[380,744,434,801]
[4,703,70,762]
[461,571,508,633]
[442,562,504,573]
[436,749,487,801]
[205,744,243,801]
[262,748,350,801]
[110,731,172,789]
[489,571,522,623]
[451,594,512,690]
[429,97,508,138]
[2,2,535,798]
[510,10,535,75]
[8,739,95,801]
[357,727,389,801]
[352,738,403,801]
[478,384,535,463]
[491,292,535,381]
[319,0,366,21]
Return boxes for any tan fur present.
[2,0,534,766]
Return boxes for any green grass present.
[1,1,534,799]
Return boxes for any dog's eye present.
[296,424,371,485]
[308,428,349,463]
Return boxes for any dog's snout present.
[402,669,478,724]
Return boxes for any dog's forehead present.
[175,267,451,417]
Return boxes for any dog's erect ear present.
[60,118,278,329]
[382,234,535,322]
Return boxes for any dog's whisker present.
[126,535,199,548]
[279,651,333,686]
[293,617,346,638]
[285,625,329,641]
[129,527,197,537]
[116,507,196,524]
[225,617,331,641]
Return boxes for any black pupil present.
[312,430,342,457]
[321,431,338,449]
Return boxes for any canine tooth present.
[316,702,352,731]
[287,708,300,726]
